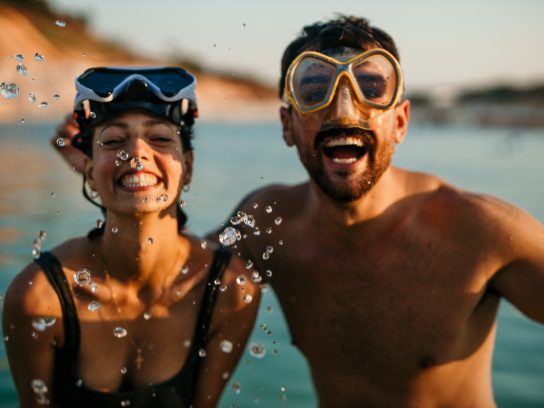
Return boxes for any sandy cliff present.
[0,3,278,123]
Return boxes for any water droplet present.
[183,340,191,348]
[262,252,270,260]
[129,157,143,171]
[95,219,103,228]
[14,54,24,62]
[280,385,287,400]
[113,327,127,338]
[143,312,152,320]
[245,260,253,269]
[38,101,48,109]
[243,294,253,303]
[198,348,206,357]
[266,246,274,254]
[89,111,97,119]
[73,268,91,286]
[31,317,56,332]
[34,53,45,62]
[120,400,131,407]
[266,306,273,313]
[219,284,227,292]
[32,247,40,259]
[53,94,60,101]
[20,118,25,124]
[28,91,36,103]
[120,366,127,374]
[50,192,55,198]
[147,237,154,244]
[90,283,98,293]
[0,82,20,99]
[38,230,47,241]
[179,199,186,207]
[116,150,129,161]
[31,379,48,394]
[88,301,101,312]
[249,342,266,358]
[4,335,9,342]
[265,206,273,214]
[220,340,233,353]
[244,214,256,228]
[232,382,241,394]
[274,217,283,226]
[201,240,208,249]
[230,213,243,225]
[56,137,65,147]
[266,227,273,234]
[157,193,168,202]
[219,226,241,246]
[16,63,28,76]
[115,159,121,167]
[265,269,272,277]
[55,20,66,28]
[75,379,83,387]
[236,275,247,285]
[181,265,189,275]
[251,271,262,283]
[222,371,229,380]
[253,227,261,236]
[112,227,119,234]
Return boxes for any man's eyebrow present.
[100,122,129,133]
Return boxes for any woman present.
[3,67,260,407]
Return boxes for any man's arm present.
[51,114,86,173]
[488,200,544,323]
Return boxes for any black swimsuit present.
[34,247,232,408]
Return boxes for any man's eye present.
[100,138,124,147]
[149,135,173,143]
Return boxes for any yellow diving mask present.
[284,48,403,127]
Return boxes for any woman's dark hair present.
[279,15,400,99]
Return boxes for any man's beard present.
[299,127,394,203]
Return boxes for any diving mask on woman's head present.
[72,66,198,156]
[284,48,403,124]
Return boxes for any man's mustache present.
[314,126,376,149]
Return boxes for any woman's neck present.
[98,210,188,288]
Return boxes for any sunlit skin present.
[3,111,260,408]
[211,47,544,407]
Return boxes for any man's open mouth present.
[322,136,367,164]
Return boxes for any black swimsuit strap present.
[179,246,233,401]
[34,251,80,373]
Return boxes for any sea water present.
[0,121,543,407]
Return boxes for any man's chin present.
[312,173,373,203]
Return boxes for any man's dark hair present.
[279,15,400,99]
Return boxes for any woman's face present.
[84,110,192,217]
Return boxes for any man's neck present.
[306,167,404,228]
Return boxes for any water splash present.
[0,82,20,99]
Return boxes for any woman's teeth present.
[120,173,158,188]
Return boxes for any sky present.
[49,0,544,94]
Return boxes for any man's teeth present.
[121,173,158,188]
[331,157,357,164]
[323,137,364,148]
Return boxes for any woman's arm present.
[191,256,261,407]
[3,263,63,408]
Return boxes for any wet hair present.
[279,15,400,99]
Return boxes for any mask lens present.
[352,53,397,107]
[292,57,336,110]
[78,68,194,98]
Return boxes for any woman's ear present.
[182,149,194,186]
[394,99,410,144]
[84,156,96,191]
[280,106,294,147]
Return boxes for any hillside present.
[0,1,278,122]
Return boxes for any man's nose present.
[328,79,359,119]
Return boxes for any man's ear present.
[280,106,294,147]
[182,149,194,186]
[394,99,410,144]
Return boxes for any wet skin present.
[4,112,260,408]
[212,50,544,407]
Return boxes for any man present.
[211,16,544,407]
[54,16,544,407]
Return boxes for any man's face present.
[281,47,409,203]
